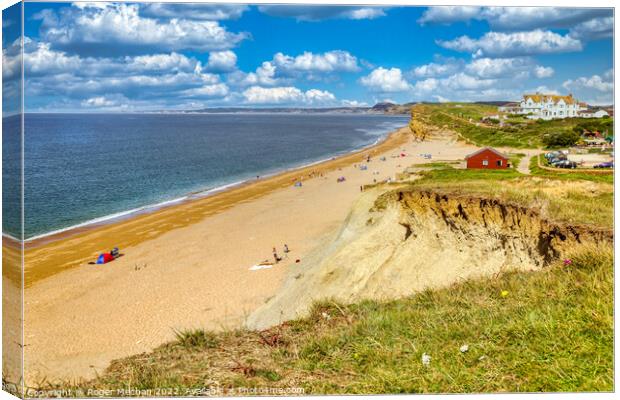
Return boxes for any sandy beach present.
[16,126,477,383]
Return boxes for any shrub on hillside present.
[543,131,581,148]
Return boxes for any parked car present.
[549,158,564,165]
[594,161,614,169]
[545,150,568,160]
[557,160,577,169]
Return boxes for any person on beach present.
[273,247,280,263]
[110,247,120,259]
[283,244,290,258]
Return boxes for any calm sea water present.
[2,113,407,239]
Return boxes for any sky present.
[1,2,615,112]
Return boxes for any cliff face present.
[247,188,612,330]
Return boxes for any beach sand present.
[16,127,477,383]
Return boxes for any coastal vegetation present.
[409,107,429,141]
[401,165,613,228]
[47,244,612,395]
[542,131,582,148]
[39,158,613,396]
[530,155,614,184]
[410,103,614,149]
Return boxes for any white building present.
[499,93,588,120]
[578,108,610,119]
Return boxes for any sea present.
[2,113,408,240]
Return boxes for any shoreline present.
[21,126,411,285]
[20,129,396,246]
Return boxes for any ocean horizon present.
[3,113,407,240]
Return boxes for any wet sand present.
[20,127,477,383]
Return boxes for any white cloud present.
[413,78,438,93]
[409,52,564,102]
[438,30,582,58]
[360,67,411,92]
[231,61,278,87]
[242,86,336,105]
[304,89,336,103]
[2,48,21,80]
[347,8,386,20]
[242,86,303,104]
[441,73,497,90]
[532,86,560,95]
[140,3,248,20]
[35,3,248,55]
[563,70,613,93]
[273,50,360,74]
[412,55,558,85]
[569,17,613,40]
[19,39,204,79]
[228,50,360,87]
[22,37,82,76]
[418,6,482,25]
[257,5,386,21]
[534,65,554,78]
[127,52,197,73]
[17,35,236,111]
[412,60,462,78]
[81,95,127,108]
[561,70,613,104]
[480,7,609,31]
[182,83,230,98]
[419,7,610,32]
[464,57,531,78]
[205,50,237,72]
[82,96,116,107]
[412,71,532,103]
[341,99,369,107]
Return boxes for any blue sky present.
[2,3,614,112]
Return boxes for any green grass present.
[416,166,522,182]
[508,153,526,169]
[408,162,459,169]
[173,328,219,349]
[392,164,613,228]
[48,245,612,395]
[412,103,614,149]
[530,155,614,184]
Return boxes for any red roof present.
[465,147,509,160]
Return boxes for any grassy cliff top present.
[46,244,612,395]
[411,103,613,149]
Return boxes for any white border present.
[0,1,616,400]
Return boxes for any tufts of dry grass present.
[31,243,613,396]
